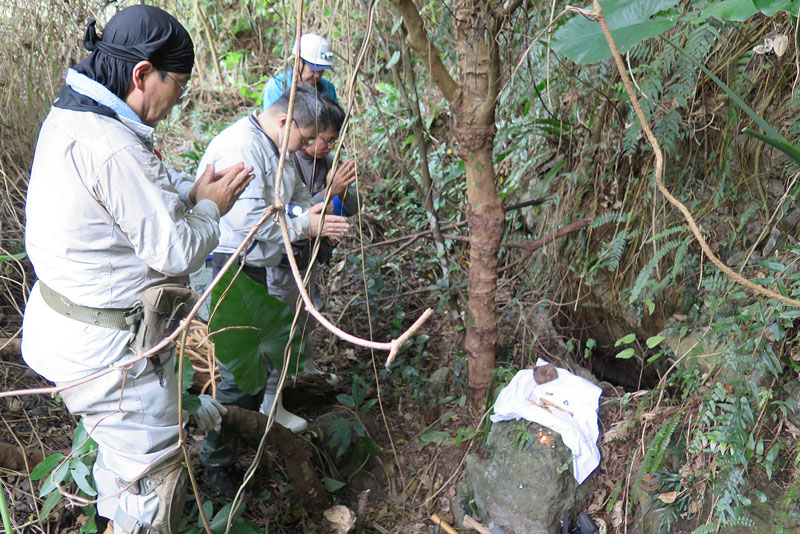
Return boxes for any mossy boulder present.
[456,421,591,534]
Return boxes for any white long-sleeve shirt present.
[197,114,311,267]
[22,107,221,382]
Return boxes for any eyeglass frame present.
[292,118,316,148]
[162,71,191,100]
[318,133,338,148]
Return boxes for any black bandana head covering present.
[74,5,194,99]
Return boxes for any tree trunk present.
[454,0,504,404]
[391,0,506,404]
[462,151,504,401]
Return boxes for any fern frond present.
[645,224,688,244]
[643,414,681,473]
[629,238,687,303]
[591,210,628,229]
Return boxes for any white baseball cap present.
[292,33,334,70]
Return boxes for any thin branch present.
[194,0,225,87]
[390,0,461,104]
[499,217,592,274]
[503,196,549,212]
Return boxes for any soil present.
[0,324,489,533]
[1,333,636,534]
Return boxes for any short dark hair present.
[270,85,326,130]
[320,97,345,134]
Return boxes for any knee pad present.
[149,461,187,534]
[115,461,187,534]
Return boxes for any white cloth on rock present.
[490,360,602,483]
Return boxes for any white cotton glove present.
[194,395,228,432]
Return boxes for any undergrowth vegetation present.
[3,0,800,532]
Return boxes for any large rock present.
[456,421,590,534]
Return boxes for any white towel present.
[490,360,602,483]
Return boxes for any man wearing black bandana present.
[21,5,253,533]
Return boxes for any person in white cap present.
[262,33,338,110]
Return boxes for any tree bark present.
[454,0,505,403]
[391,0,507,404]
[221,406,328,513]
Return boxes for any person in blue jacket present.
[262,33,338,110]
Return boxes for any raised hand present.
[192,163,254,215]
[308,202,349,237]
[326,160,356,199]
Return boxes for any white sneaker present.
[303,359,325,375]
[259,392,308,433]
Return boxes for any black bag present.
[281,238,334,270]
[557,511,598,534]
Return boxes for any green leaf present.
[80,503,97,533]
[615,333,636,346]
[754,0,799,16]
[0,252,26,264]
[646,335,665,349]
[39,461,70,497]
[359,398,379,415]
[31,453,65,480]
[551,0,681,64]
[770,321,785,341]
[70,462,97,497]
[329,417,354,458]
[209,501,245,532]
[183,394,201,415]
[375,82,399,100]
[742,128,800,166]
[385,50,401,70]
[199,500,214,530]
[210,269,304,394]
[39,491,61,520]
[616,348,636,359]
[321,477,346,493]
[693,0,758,23]
[181,356,195,394]
[336,394,356,408]
[71,421,96,458]
[390,17,404,35]
[418,429,451,447]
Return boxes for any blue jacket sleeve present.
[321,78,338,105]
[262,71,290,111]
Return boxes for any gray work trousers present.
[199,254,277,467]
[266,262,320,363]
[57,354,182,533]
[198,255,320,467]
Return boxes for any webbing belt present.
[38,281,142,331]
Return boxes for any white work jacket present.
[197,115,311,267]
[22,107,220,382]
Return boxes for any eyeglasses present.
[163,72,191,100]
[319,136,337,148]
[292,119,316,148]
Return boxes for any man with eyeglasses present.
[262,33,338,110]
[265,98,360,377]
[21,5,253,532]
[195,85,349,496]
[163,71,191,100]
